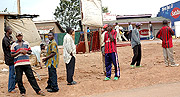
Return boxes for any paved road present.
[83,82,180,97]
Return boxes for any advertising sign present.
[139,29,150,40]
[157,1,180,33]
[103,13,116,21]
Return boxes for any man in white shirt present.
[115,22,122,42]
[63,27,77,85]
[30,44,45,69]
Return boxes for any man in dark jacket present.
[2,26,16,93]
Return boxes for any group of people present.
[2,19,179,96]
[101,20,179,81]
[2,26,77,97]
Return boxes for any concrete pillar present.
[0,15,4,60]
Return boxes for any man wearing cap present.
[104,25,120,81]
[11,32,45,96]
[101,24,108,75]
[156,20,179,67]
[2,26,16,93]
[130,23,142,68]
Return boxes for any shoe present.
[113,77,119,81]
[9,90,16,93]
[47,89,58,92]
[130,65,135,69]
[21,93,25,97]
[67,81,77,85]
[103,71,106,76]
[104,77,111,81]
[45,86,51,89]
[136,65,142,68]
[171,64,179,67]
[37,90,45,96]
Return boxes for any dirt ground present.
[1,40,180,97]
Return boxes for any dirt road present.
[0,39,180,97]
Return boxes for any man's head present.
[16,32,23,41]
[115,22,118,25]
[5,26,12,35]
[66,27,74,35]
[48,32,54,41]
[103,24,108,31]
[40,44,45,50]
[163,20,168,26]
[128,22,131,25]
[149,21,151,24]
[87,27,89,29]
[135,22,142,29]
[107,24,113,32]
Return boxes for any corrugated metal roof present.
[103,17,170,25]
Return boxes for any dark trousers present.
[105,52,120,78]
[15,65,41,94]
[128,32,132,41]
[131,45,141,66]
[47,65,59,90]
[66,56,75,83]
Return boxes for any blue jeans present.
[47,65,59,90]
[150,31,154,39]
[8,65,16,92]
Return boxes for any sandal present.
[37,90,45,96]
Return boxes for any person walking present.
[42,32,59,92]
[104,25,120,81]
[149,21,154,40]
[156,20,179,67]
[2,26,16,93]
[11,32,45,97]
[63,27,77,85]
[130,23,142,68]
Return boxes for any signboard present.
[103,13,116,21]
[157,1,180,34]
[81,0,103,27]
[139,29,150,40]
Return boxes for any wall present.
[157,1,180,33]
[0,15,4,60]
[35,22,62,33]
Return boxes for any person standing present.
[63,27,77,85]
[2,26,16,93]
[11,32,45,96]
[119,26,128,41]
[156,20,179,67]
[130,23,142,68]
[149,21,154,40]
[42,32,59,92]
[104,25,120,81]
[128,22,133,41]
[30,44,45,69]
[115,22,122,42]
[101,24,108,75]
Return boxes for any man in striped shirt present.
[156,20,179,67]
[104,25,120,81]
[11,32,45,96]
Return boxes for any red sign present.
[171,7,180,19]
[139,29,149,36]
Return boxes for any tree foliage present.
[54,0,81,29]
[102,7,108,13]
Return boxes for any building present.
[157,1,180,37]
[34,20,65,44]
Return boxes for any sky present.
[0,0,179,21]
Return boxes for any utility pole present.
[17,0,21,14]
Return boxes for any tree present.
[54,0,81,29]
[102,7,108,13]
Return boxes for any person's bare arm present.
[42,52,56,62]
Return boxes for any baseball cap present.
[103,24,108,29]
[16,32,23,36]
[136,22,142,26]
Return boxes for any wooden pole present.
[17,0,21,14]
[83,25,89,53]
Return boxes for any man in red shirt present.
[156,20,179,67]
[104,25,120,81]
